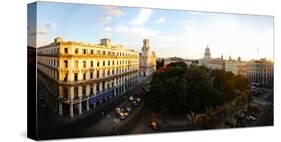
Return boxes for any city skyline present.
[28,2,274,61]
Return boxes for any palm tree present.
[186,111,204,129]
[204,106,217,128]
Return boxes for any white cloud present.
[130,9,153,26]
[103,6,124,17]
[155,18,166,24]
[99,16,112,24]
[104,27,112,32]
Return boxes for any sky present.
[28,2,274,61]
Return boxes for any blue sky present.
[28,2,274,61]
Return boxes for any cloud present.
[155,18,166,24]
[103,6,124,17]
[104,27,112,32]
[99,16,112,24]
[130,9,153,26]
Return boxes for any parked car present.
[129,96,134,102]
[132,100,140,107]
[150,120,160,130]
[116,112,125,120]
[115,107,121,114]
[126,107,132,113]
[247,115,256,121]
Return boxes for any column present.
[93,83,97,95]
[59,102,63,116]
[86,85,90,96]
[99,82,103,93]
[78,86,83,99]
[78,102,82,114]
[69,87,74,100]
[58,85,64,98]
[86,101,90,111]
[69,104,74,118]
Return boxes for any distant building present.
[199,45,225,70]
[225,61,247,77]
[207,58,225,70]
[247,59,273,86]
[140,39,156,77]
[162,58,192,67]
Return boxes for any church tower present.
[140,39,156,77]
[204,45,211,60]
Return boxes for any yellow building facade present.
[37,37,140,119]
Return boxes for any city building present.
[199,45,225,70]
[225,59,247,77]
[139,39,156,77]
[247,58,274,86]
[37,37,140,119]
[162,58,192,67]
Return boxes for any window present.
[64,73,68,81]
[102,81,105,91]
[102,70,105,77]
[108,60,110,66]
[74,87,79,99]
[64,48,68,54]
[90,72,93,79]
[102,51,106,55]
[74,73,78,81]
[64,60,68,68]
[90,61,93,67]
[75,48,78,54]
[63,87,68,99]
[113,61,115,65]
[112,69,114,75]
[97,50,101,55]
[83,73,86,80]
[108,70,110,76]
[90,86,93,95]
[97,61,100,67]
[83,86,86,96]
[97,71,99,78]
[83,49,87,54]
[83,61,86,68]
[90,49,94,54]
[97,84,100,93]
[103,61,105,66]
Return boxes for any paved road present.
[37,76,151,139]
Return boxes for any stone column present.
[58,85,64,98]
[69,87,74,101]
[93,83,97,95]
[86,101,90,111]
[78,102,82,114]
[86,85,90,96]
[59,102,63,116]
[69,104,74,118]
[78,86,83,99]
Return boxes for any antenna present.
[257,47,259,60]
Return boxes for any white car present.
[247,115,256,121]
